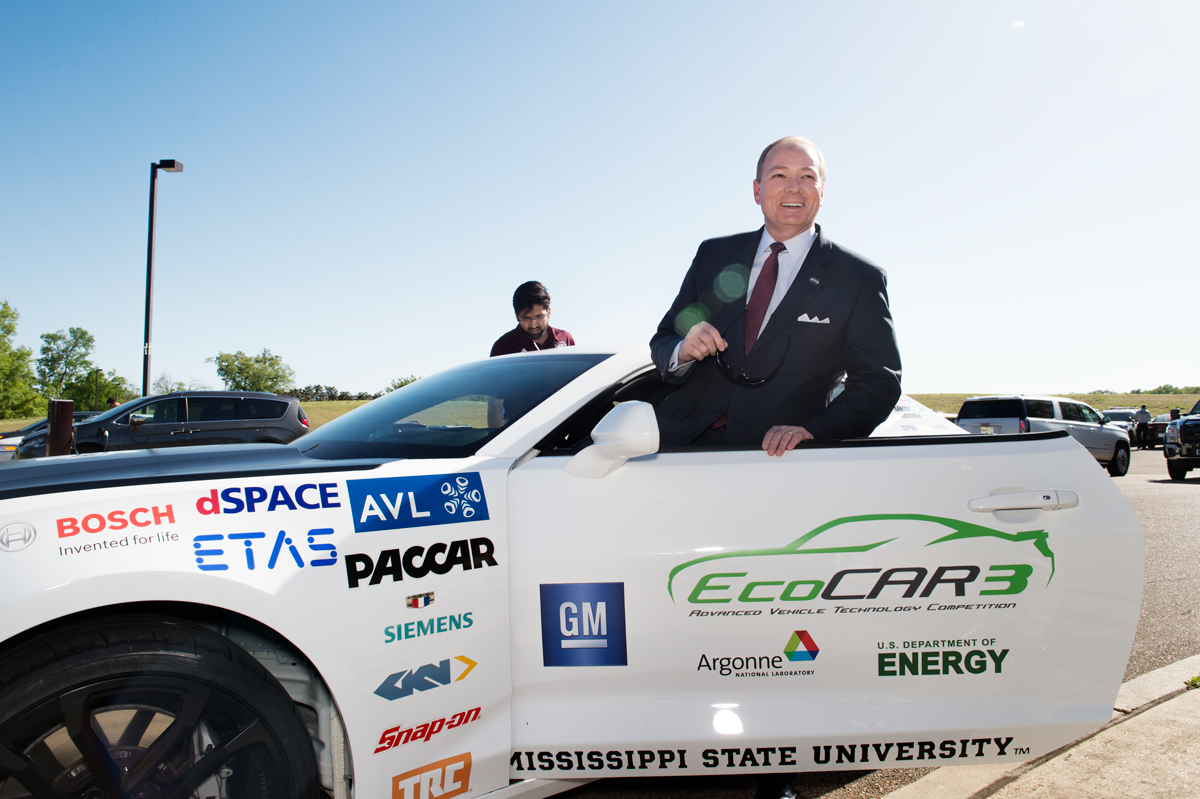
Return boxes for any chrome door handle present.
[968,490,1079,512]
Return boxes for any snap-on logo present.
[346,474,488,534]
[0,522,36,552]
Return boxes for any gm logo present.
[0,522,37,553]
[539,583,627,667]
[374,656,477,701]
[347,474,489,534]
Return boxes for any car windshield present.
[3,418,48,436]
[957,399,1024,419]
[83,397,151,425]
[1105,410,1135,422]
[1190,400,1200,415]
[298,352,612,460]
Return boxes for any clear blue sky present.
[2,1,1195,394]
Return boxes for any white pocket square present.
[797,313,830,324]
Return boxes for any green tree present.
[0,301,43,419]
[207,349,296,393]
[63,368,136,412]
[36,327,96,398]
[384,375,420,393]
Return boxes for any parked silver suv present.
[956,395,1131,476]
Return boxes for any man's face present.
[753,142,824,241]
[517,304,551,341]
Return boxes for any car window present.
[241,398,288,420]
[130,399,182,425]
[299,352,610,460]
[1025,400,1054,419]
[1060,402,1084,422]
[188,396,238,423]
[1105,411,1134,422]
[956,399,1025,419]
[1079,405,1102,424]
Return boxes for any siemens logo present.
[384,612,473,644]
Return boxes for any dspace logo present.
[539,583,628,667]
[0,522,36,553]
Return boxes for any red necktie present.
[745,242,786,356]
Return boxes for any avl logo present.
[540,583,627,667]
[346,473,489,534]
[784,630,819,662]
[374,656,477,701]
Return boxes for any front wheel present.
[1107,443,1130,477]
[1167,460,1190,481]
[0,615,320,799]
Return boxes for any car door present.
[505,415,1142,777]
[184,395,248,446]
[1076,404,1111,458]
[116,398,186,449]
[1058,401,1098,458]
[241,397,290,443]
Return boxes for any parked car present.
[1102,408,1138,443]
[1146,413,1171,449]
[0,349,1144,798]
[955,395,1132,476]
[0,412,101,462]
[1164,399,1200,480]
[14,391,308,459]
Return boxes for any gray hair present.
[756,136,826,183]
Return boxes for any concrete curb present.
[884,654,1200,799]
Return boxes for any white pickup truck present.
[0,349,1144,799]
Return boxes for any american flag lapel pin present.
[809,276,821,285]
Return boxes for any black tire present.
[1107,442,1130,477]
[0,615,319,799]
[1167,461,1189,481]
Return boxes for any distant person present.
[490,281,575,356]
[1134,404,1152,449]
[106,397,120,409]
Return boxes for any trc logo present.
[392,752,472,799]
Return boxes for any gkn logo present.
[539,583,627,667]
[0,522,36,553]
[374,656,477,700]
[392,752,472,799]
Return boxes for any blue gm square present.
[539,583,627,667]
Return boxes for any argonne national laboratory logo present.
[697,630,820,678]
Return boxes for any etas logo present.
[347,473,489,534]
[191,528,337,571]
[392,752,472,799]
[374,656,477,701]
[0,522,36,553]
[539,583,627,667]
[374,707,480,754]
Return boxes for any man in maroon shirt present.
[489,281,575,356]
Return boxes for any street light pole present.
[142,159,183,397]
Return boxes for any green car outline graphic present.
[667,514,1055,601]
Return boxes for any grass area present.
[301,399,488,429]
[910,393,1200,417]
[300,400,371,429]
[0,416,42,434]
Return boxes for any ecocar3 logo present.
[0,522,36,552]
[668,514,1056,603]
[346,474,488,534]
[539,583,628,667]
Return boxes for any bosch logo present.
[0,522,37,553]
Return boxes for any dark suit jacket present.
[650,225,901,446]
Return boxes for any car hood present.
[0,444,388,501]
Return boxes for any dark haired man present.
[650,136,901,455]
[490,281,576,356]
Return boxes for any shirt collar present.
[757,224,818,259]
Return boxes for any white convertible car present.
[0,349,1143,799]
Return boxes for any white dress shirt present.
[669,225,819,372]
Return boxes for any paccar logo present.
[374,656,477,701]
[668,514,1055,605]
[344,538,497,588]
[383,612,472,644]
[57,505,176,538]
[374,707,480,754]
[347,473,489,534]
[0,522,36,552]
[539,583,627,667]
[392,752,472,799]
[195,483,341,514]
[192,528,337,571]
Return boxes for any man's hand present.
[762,425,813,456]
[679,321,727,364]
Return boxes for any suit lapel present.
[749,225,831,356]
[709,228,762,339]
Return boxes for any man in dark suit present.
[650,136,901,455]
